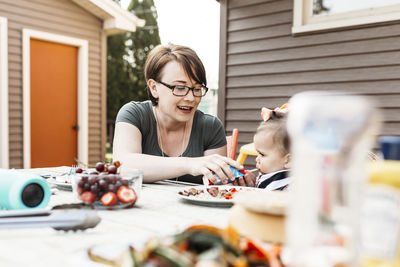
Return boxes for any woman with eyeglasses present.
[113,44,243,184]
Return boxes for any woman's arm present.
[113,122,242,183]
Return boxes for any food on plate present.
[87,224,284,267]
[178,186,248,200]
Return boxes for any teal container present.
[0,169,51,210]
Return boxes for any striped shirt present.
[256,170,291,191]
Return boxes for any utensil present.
[69,165,78,175]
[247,168,258,174]
[0,209,101,231]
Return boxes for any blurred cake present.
[228,190,288,243]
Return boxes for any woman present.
[113,44,242,184]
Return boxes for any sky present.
[121,0,221,89]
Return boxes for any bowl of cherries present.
[72,161,142,209]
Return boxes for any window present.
[293,0,400,34]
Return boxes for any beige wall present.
[0,0,106,168]
[219,0,400,166]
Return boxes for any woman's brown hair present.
[144,44,207,105]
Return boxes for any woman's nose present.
[184,89,195,101]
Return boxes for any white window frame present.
[22,29,88,168]
[0,17,8,168]
[293,0,400,34]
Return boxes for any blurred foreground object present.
[0,169,51,210]
[229,190,288,243]
[88,224,284,267]
[361,136,400,267]
[0,209,100,231]
[286,91,379,267]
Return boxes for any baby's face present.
[254,132,288,175]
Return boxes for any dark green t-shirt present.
[116,100,227,183]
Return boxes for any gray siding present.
[1,0,106,168]
[218,0,400,166]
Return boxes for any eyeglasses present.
[158,81,208,97]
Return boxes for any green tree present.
[107,0,161,124]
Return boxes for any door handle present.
[72,124,79,131]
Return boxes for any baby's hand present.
[233,170,257,187]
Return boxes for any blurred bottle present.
[0,169,51,210]
[285,91,379,267]
[361,136,400,267]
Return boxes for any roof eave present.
[71,0,145,35]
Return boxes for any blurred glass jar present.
[285,91,379,267]
[72,169,142,208]
[119,167,143,199]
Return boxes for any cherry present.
[88,176,97,185]
[95,162,105,172]
[99,179,108,189]
[112,161,121,168]
[104,163,110,172]
[108,165,117,174]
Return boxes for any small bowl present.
[71,170,142,209]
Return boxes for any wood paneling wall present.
[1,0,106,168]
[218,0,400,166]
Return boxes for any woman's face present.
[253,131,288,175]
[151,61,202,123]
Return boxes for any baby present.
[246,109,291,190]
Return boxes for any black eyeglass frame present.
[158,81,208,97]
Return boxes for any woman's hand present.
[188,154,243,185]
[233,170,257,187]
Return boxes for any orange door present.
[30,39,78,167]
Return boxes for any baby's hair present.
[255,111,289,155]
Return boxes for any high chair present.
[237,142,258,165]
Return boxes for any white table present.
[0,180,231,267]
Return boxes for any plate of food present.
[177,185,259,207]
[47,176,73,191]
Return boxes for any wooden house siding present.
[1,0,106,168]
[218,0,400,167]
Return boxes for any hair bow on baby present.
[260,103,288,122]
